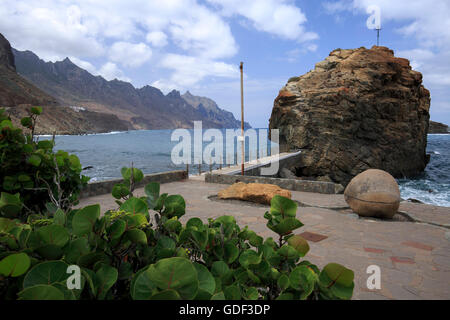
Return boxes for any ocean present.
[39,130,450,207]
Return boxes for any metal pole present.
[376,28,380,46]
[240,62,245,176]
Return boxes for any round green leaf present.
[72,204,100,236]
[18,284,64,300]
[23,260,69,288]
[107,219,126,239]
[268,217,303,236]
[37,224,69,247]
[270,195,297,218]
[290,265,317,299]
[162,195,186,218]
[193,262,215,296]
[150,289,181,300]
[0,253,31,277]
[95,265,118,300]
[131,266,156,300]
[287,235,310,256]
[239,250,262,269]
[126,229,147,245]
[120,197,148,215]
[147,257,198,299]
[224,241,239,264]
[277,274,290,291]
[64,238,90,264]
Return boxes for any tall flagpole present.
[240,62,244,176]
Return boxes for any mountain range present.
[0,33,250,134]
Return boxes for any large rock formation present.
[269,46,430,185]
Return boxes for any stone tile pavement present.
[78,179,450,300]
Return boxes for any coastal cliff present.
[13,48,248,130]
[269,46,431,185]
[429,121,449,134]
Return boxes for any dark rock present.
[429,120,449,134]
[269,46,430,185]
[0,33,15,71]
[12,48,250,130]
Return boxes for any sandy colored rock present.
[269,46,430,185]
[218,182,291,205]
[344,169,400,219]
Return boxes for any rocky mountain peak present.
[0,33,16,71]
[167,89,181,98]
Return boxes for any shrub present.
[0,165,354,300]
[0,107,89,216]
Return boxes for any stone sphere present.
[344,169,400,219]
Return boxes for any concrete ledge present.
[205,173,341,194]
[80,170,187,198]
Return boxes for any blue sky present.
[1,0,449,128]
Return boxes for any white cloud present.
[168,6,237,59]
[0,2,105,61]
[146,31,168,47]
[154,54,239,91]
[109,42,152,68]
[207,0,318,42]
[69,57,99,75]
[98,62,131,82]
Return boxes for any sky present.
[0,0,449,128]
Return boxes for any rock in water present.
[344,169,400,219]
[218,182,291,205]
[269,46,430,185]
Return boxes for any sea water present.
[40,130,450,207]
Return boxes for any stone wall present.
[205,173,341,194]
[80,170,187,198]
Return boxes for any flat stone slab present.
[77,179,450,300]
[399,201,450,227]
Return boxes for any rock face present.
[218,182,291,205]
[269,46,430,185]
[13,49,250,130]
[0,33,15,71]
[344,169,400,219]
[429,121,449,134]
[0,33,58,107]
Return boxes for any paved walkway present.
[78,179,450,300]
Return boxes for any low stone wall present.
[80,170,187,198]
[205,173,342,194]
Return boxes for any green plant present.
[0,166,354,300]
[0,107,89,216]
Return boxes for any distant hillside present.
[13,49,250,130]
[429,120,449,134]
[0,33,129,134]
[181,91,251,129]
[0,33,57,107]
